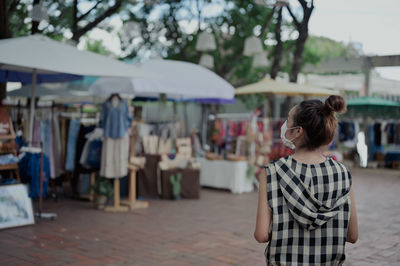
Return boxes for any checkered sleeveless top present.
[264,155,352,266]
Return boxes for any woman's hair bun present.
[324,95,346,114]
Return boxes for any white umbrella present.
[89,59,234,100]
[0,35,158,141]
[235,77,340,97]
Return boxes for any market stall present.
[335,96,400,168]
[0,34,157,223]
[90,59,236,197]
[198,77,342,191]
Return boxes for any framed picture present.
[0,184,35,230]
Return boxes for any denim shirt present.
[99,99,132,139]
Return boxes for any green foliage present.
[85,39,112,56]
[5,0,362,86]
[302,36,357,67]
[91,177,113,198]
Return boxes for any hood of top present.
[273,158,351,231]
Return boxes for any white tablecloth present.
[197,158,254,194]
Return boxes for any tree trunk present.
[289,27,308,83]
[270,8,283,80]
[72,0,78,34]
[0,1,11,39]
[287,1,314,83]
[31,0,41,34]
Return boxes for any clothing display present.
[264,155,351,265]
[19,152,50,198]
[100,133,130,179]
[99,97,132,139]
[51,113,63,178]
[71,124,96,194]
[65,119,81,172]
[99,96,132,179]
[80,128,103,170]
[338,120,359,148]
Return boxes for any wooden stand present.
[120,121,149,210]
[103,179,129,212]
[103,121,148,212]
[0,117,20,181]
[120,165,149,210]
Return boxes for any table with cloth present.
[160,168,200,199]
[196,157,254,194]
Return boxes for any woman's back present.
[265,155,351,265]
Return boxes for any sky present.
[82,0,400,80]
[305,0,400,80]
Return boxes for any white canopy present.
[7,83,102,102]
[0,35,157,78]
[0,35,158,141]
[306,73,400,96]
[89,59,235,100]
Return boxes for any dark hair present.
[293,95,346,150]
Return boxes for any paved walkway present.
[0,168,399,265]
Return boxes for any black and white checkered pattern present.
[264,155,351,265]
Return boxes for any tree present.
[286,0,314,82]
[6,0,127,43]
[269,7,283,79]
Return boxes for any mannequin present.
[100,93,132,212]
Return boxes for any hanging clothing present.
[19,152,50,199]
[99,97,131,179]
[51,113,63,178]
[71,124,96,194]
[381,121,388,146]
[100,133,130,179]
[99,98,132,139]
[264,156,351,265]
[80,128,103,170]
[374,122,382,146]
[65,119,81,172]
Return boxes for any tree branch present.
[72,0,123,42]
[77,1,101,22]
[298,0,307,9]
[8,0,20,14]
[285,5,300,28]
[260,6,276,36]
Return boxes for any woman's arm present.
[254,170,272,243]
[346,186,358,243]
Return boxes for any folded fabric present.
[0,154,19,165]
[130,156,146,168]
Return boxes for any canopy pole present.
[28,69,37,142]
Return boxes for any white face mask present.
[280,120,299,150]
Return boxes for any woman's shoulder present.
[262,156,289,174]
[325,157,352,176]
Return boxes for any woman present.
[254,95,358,265]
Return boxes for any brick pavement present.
[0,168,399,265]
